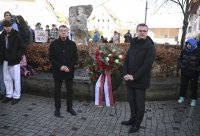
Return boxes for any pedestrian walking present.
[49,25,78,117]
[121,23,156,133]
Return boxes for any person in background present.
[16,15,35,77]
[0,11,18,100]
[16,15,30,47]
[0,41,5,100]
[50,24,58,42]
[177,38,200,107]
[68,30,73,41]
[92,28,100,43]
[49,25,78,117]
[0,20,25,105]
[124,30,132,43]
[28,25,35,44]
[45,25,50,43]
[112,31,119,43]
[121,23,156,133]
[0,11,18,31]
[35,22,43,30]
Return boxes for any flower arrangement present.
[87,44,126,90]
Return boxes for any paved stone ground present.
[0,94,199,136]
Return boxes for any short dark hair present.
[59,25,68,30]
[2,20,12,27]
[136,23,148,30]
[4,11,12,18]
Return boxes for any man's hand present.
[60,65,70,72]
[124,75,129,81]
[128,75,134,80]
[124,74,134,81]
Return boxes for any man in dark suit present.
[121,23,156,133]
[49,25,78,117]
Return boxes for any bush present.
[26,43,51,72]
[153,44,180,77]
[25,43,181,77]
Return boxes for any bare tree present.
[154,0,198,48]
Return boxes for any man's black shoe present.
[121,120,134,125]
[129,125,140,133]
[3,97,12,103]
[11,99,20,105]
[67,108,77,116]
[54,110,63,118]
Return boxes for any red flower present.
[87,44,126,83]
[90,66,94,72]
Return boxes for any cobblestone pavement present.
[0,94,199,136]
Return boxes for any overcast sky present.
[49,0,183,28]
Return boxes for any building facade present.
[186,1,200,39]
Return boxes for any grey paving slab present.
[0,94,200,136]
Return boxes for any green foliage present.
[111,70,122,91]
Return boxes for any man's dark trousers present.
[180,73,198,99]
[127,85,146,126]
[54,79,73,110]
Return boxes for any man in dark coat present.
[49,25,78,117]
[0,20,25,105]
[124,30,132,43]
[121,23,156,133]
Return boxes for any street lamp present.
[144,0,148,24]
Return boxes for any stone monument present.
[69,5,93,45]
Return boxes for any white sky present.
[49,0,183,28]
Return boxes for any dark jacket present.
[17,24,30,46]
[49,37,78,80]
[124,32,132,43]
[178,48,200,77]
[0,29,25,65]
[122,36,156,89]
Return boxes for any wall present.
[21,73,200,101]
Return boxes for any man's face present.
[3,26,12,33]
[59,27,69,39]
[137,26,148,39]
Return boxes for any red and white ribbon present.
[95,71,114,107]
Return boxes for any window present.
[98,19,100,22]
[108,19,109,22]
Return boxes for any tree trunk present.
[180,14,190,49]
